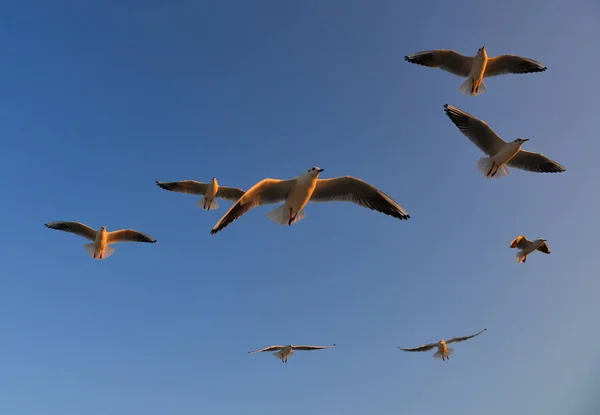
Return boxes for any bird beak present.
[482,45,486,50]
[317,168,324,173]
[523,138,530,142]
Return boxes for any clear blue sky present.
[1,1,599,414]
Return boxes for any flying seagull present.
[398,328,486,361]
[45,221,156,260]
[404,47,547,96]
[443,104,566,178]
[510,235,551,263]
[210,167,410,234]
[248,344,336,363]
[156,178,245,210]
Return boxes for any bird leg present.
[288,208,296,226]
[487,162,496,177]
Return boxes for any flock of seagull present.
[43,46,564,363]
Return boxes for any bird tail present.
[83,243,115,260]
[447,347,455,357]
[198,197,219,210]
[459,77,487,96]
[477,157,510,179]
[516,251,527,263]
[266,205,306,226]
[272,350,293,359]
[433,351,444,359]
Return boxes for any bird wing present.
[510,235,530,249]
[397,343,438,352]
[310,177,410,220]
[445,328,487,345]
[507,150,566,173]
[155,180,208,195]
[292,344,336,351]
[210,179,296,234]
[484,55,547,77]
[404,50,473,77]
[537,241,551,254]
[248,345,285,354]
[443,104,506,156]
[45,221,97,241]
[107,230,157,244]
[215,186,246,202]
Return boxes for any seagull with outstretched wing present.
[398,329,486,361]
[156,177,245,210]
[510,235,551,263]
[443,104,566,178]
[404,46,546,96]
[210,166,410,234]
[45,221,156,260]
[248,344,336,363]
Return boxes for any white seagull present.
[156,178,245,210]
[404,47,547,96]
[443,104,566,178]
[210,167,410,234]
[248,344,336,363]
[45,221,157,260]
[510,235,551,263]
[398,328,487,361]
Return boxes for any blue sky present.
[1,0,599,414]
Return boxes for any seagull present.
[210,167,410,234]
[510,235,551,263]
[248,344,336,363]
[443,104,566,178]
[404,47,547,96]
[45,221,156,260]
[398,328,486,361]
[156,178,245,210]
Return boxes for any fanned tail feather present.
[84,243,96,258]
[516,251,527,263]
[198,197,219,210]
[83,244,115,260]
[266,205,306,226]
[477,157,509,179]
[459,77,487,96]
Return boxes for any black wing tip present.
[210,228,220,235]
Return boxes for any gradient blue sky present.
[1,1,599,414]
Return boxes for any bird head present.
[514,138,529,145]
[304,166,324,177]
[477,46,487,58]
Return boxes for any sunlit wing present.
[397,343,437,352]
[248,345,285,354]
[210,179,295,234]
[404,49,473,77]
[45,221,97,241]
[444,104,506,156]
[445,328,487,344]
[107,229,157,244]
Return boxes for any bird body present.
[460,47,489,96]
[45,221,157,260]
[510,235,551,263]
